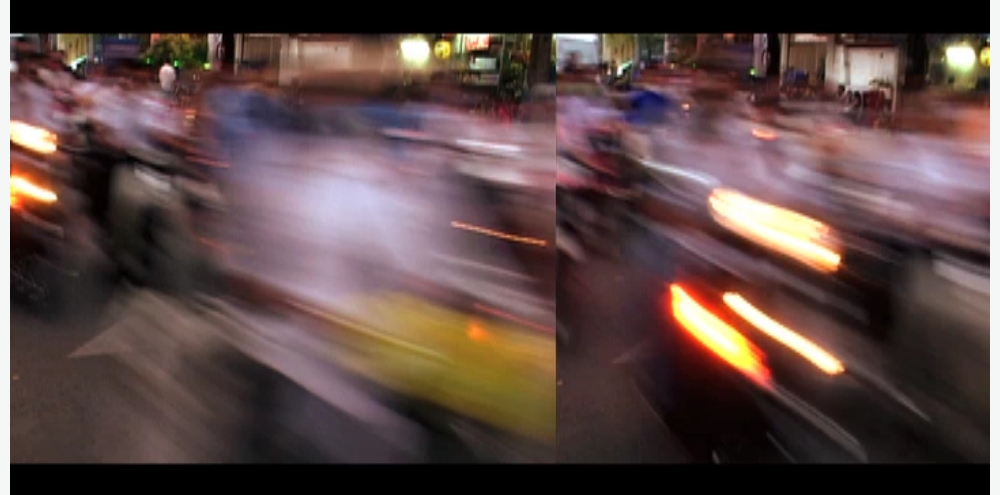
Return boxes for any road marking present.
[766,433,797,463]
[68,291,143,359]
[69,324,134,359]
[613,342,653,366]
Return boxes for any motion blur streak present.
[556,59,988,463]
[451,221,549,247]
[723,293,845,376]
[11,36,559,464]
[751,128,778,141]
[709,190,841,273]
[669,285,771,386]
[10,120,58,154]
[11,176,58,203]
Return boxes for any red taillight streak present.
[668,285,771,386]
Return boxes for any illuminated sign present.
[981,46,989,67]
[434,40,452,60]
[465,34,491,52]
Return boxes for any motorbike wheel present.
[11,251,65,317]
[10,215,105,320]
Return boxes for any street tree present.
[144,34,209,70]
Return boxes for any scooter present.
[32,88,226,303]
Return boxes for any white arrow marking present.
[68,288,148,360]
[69,319,136,359]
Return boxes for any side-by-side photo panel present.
[555,33,989,464]
[11,33,557,464]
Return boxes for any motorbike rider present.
[557,68,627,182]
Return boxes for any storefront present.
[453,34,505,87]
[80,35,145,64]
[555,34,600,69]
[784,34,831,86]
[638,35,666,65]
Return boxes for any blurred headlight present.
[709,189,841,273]
[11,121,58,154]
[11,176,58,205]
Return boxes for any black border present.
[11,1,989,474]
[12,463,991,483]
[13,4,985,34]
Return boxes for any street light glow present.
[980,46,989,67]
[400,39,431,65]
[556,34,599,43]
[946,45,977,71]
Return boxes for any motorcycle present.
[106,139,227,294]
[12,79,227,312]
[10,119,82,310]
[615,117,989,464]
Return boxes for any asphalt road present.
[11,299,138,464]
[556,257,690,464]
[11,287,435,464]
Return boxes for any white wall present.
[555,36,601,70]
[207,34,223,69]
[555,35,601,69]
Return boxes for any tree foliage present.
[143,34,208,69]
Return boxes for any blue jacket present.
[624,89,678,125]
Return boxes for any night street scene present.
[8,31,990,465]
[555,34,988,464]
[11,33,558,463]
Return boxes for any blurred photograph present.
[11,33,558,463]
[555,33,989,464]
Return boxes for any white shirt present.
[159,64,176,91]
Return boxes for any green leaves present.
[144,34,208,70]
